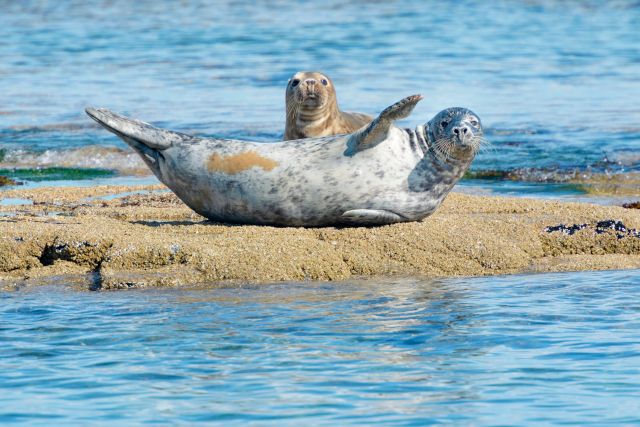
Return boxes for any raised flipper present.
[346,94,423,154]
[341,209,407,225]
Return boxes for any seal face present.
[284,71,372,140]
[86,95,484,227]
[426,107,483,163]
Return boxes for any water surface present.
[2,4,640,425]
[1,0,639,194]
[2,270,640,425]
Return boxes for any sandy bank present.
[1,184,639,290]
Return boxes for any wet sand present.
[1,184,639,290]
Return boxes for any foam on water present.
[1,146,146,175]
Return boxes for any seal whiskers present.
[432,137,456,162]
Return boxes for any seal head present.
[288,71,333,109]
[426,107,483,163]
[284,71,372,140]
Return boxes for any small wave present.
[6,122,96,133]
[466,168,640,196]
[466,168,594,183]
[0,146,149,176]
[485,128,551,136]
[604,152,640,168]
[467,167,639,183]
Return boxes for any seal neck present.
[409,141,472,195]
[297,105,333,121]
[285,100,340,134]
[403,125,428,157]
[287,103,343,138]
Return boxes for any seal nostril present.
[462,127,468,134]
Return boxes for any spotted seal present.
[86,95,484,226]
[284,71,372,140]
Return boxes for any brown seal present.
[284,71,372,140]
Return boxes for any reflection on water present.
[2,271,640,425]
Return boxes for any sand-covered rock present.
[1,184,639,290]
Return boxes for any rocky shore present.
[1,184,639,290]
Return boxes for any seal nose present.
[304,78,317,86]
[453,126,470,141]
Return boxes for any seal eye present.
[440,120,449,128]
[321,79,328,86]
[291,79,300,87]
[470,119,478,127]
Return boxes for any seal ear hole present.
[291,79,300,87]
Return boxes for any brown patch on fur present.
[207,151,278,174]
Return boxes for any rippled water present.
[1,0,639,191]
[2,3,640,424]
[2,270,640,425]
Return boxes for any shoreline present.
[1,184,640,290]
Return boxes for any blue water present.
[2,3,640,425]
[2,270,640,425]
[1,0,640,190]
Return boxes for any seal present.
[284,71,372,140]
[86,95,484,227]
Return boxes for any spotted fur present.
[86,97,483,227]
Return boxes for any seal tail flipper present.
[348,94,423,153]
[86,107,195,177]
[341,209,407,225]
[85,107,191,151]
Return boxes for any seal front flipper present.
[347,94,423,154]
[341,209,407,225]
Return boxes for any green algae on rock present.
[0,167,115,182]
